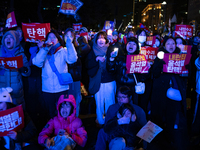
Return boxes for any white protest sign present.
[136,121,163,143]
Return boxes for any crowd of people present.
[0,23,200,150]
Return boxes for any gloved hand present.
[18,67,28,74]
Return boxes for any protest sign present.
[0,55,23,69]
[80,32,88,42]
[5,11,17,29]
[175,24,193,39]
[59,0,83,15]
[0,105,24,136]
[73,23,82,31]
[140,46,158,62]
[163,53,191,74]
[22,23,50,42]
[146,36,156,46]
[136,121,163,143]
[139,23,151,33]
[103,21,115,31]
[177,44,192,54]
[126,54,150,74]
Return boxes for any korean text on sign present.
[136,121,163,143]
[140,47,158,62]
[126,54,150,74]
[163,53,191,74]
[0,105,24,136]
[146,36,156,46]
[22,23,51,42]
[0,55,23,69]
[175,24,193,39]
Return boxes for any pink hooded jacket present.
[38,95,87,147]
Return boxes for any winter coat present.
[104,116,142,148]
[151,46,187,125]
[68,37,91,82]
[38,95,87,147]
[107,52,149,104]
[85,45,115,83]
[32,43,77,93]
[105,103,147,127]
[195,57,200,94]
[0,31,31,105]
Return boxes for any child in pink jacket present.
[38,94,87,149]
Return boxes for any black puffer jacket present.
[68,36,91,82]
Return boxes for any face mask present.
[138,36,146,43]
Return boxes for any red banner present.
[140,47,158,62]
[146,36,156,46]
[0,105,24,136]
[163,53,191,74]
[126,54,150,74]
[177,44,192,54]
[175,25,193,39]
[5,11,17,29]
[80,32,88,42]
[73,23,82,31]
[0,56,23,69]
[22,23,51,42]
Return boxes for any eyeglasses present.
[116,96,128,100]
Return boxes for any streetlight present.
[162,1,167,5]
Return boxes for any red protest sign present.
[0,55,23,69]
[126,54,150,74]
[163,53,191,74]
[146,36,156,46]
[80,32,88,42]
[5,11,17,29]
[175,25,193,39]
[22,23,51,42]
[0,105,24,136]
[73,23,82,31]
[177,44,192,54]
[140,46,158,62]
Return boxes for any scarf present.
[92,38,108,56]
[48,43,61,55]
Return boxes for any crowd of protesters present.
[0,22,200,150]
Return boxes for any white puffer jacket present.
[32,43,77,93]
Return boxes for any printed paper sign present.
[0,105,24,136]
[139,23,151,33]
[0,55,23,69]
[59,0,83,15]
[136,121,163,143]
[73,23,82,31]
[146,36,156,46]
[80,32,88,42]
[126,54,150,74]
[163,53,191,74]
[5,11,17,29]
[140,46,158,62]
[103,21,115,31]
[177,44,192,54]
[22,23,50,42]
[175,25,193,39]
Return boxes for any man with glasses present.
[95,86,147,150]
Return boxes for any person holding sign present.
[107,37,149,105]
[0,30,31,109]
[38,94,87,150]
[104,103,142,150]
[150,37,189,150]
[32,30,78,120]
[0,87,39,150]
